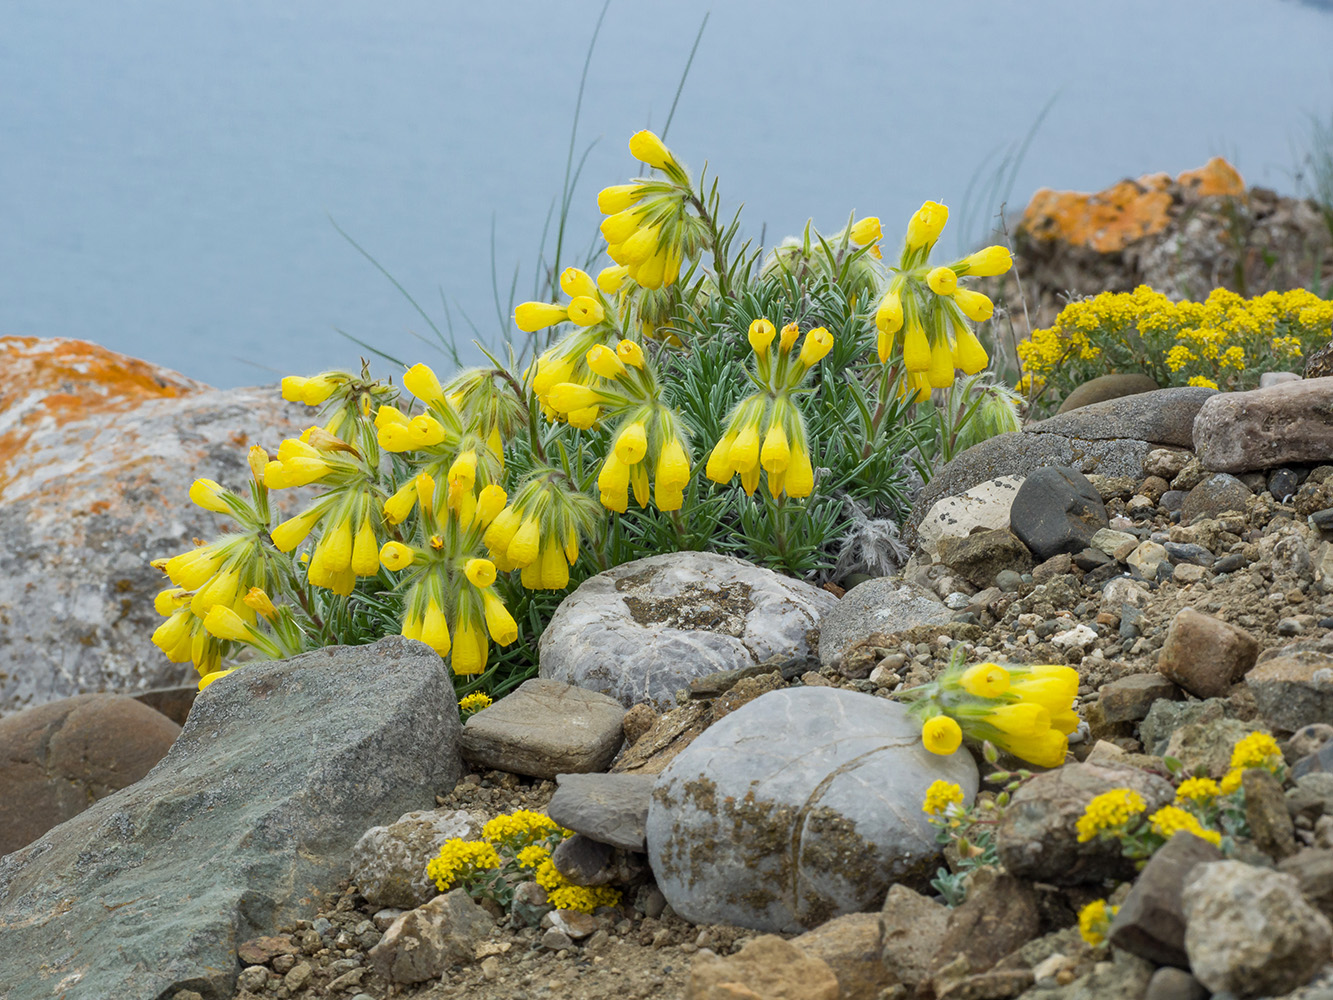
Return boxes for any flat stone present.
[0,693,180,856]
[1057,374,1162,413]
[686,934,839,1000]
[538,552,837,710]
[646,688,978,933]
[1194,378,1333,473]
[460,678,625,779]
[1181,473,1252,525]
[0,636,462,1000]
[1031,386,1216,448]
[817,577,950,669]
[1144,967,1208,1000]
[1009,466,1109,561]
[1090,528,1139,556]
[936,529,1034,588]
[917,476,1024,560]
[350,809,483,909]
[547,772,655,851]
[1247,642,1333,734]
[1157,607,1260,699]
[1099,674,1180,724]
[1109,833,1225,967]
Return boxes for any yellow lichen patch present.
[1178,157,1245,198]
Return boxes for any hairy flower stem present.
[689,193,731,299]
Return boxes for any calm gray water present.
[3,1,1332,388]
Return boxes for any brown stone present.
[1157,607,1260,699]
[931,872,1041,979]
[686,935,839,1000]
[1247,644,1333,735]
[611,700,710,776]
[236,934,298,966]
[1195,378,1333,473]
[622,703,659,746]
[791,913,888,1000]
[1243,769,1298,860]
[937,530,1034,589]
[1099,673,1180,724]
[1109,833,1225,967]
[1031,552,1073,583]
[0,693,180,855]
[1057,374,1161,414]
[879,884,951,990]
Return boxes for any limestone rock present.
[790,912,888,1000]
[1028,386,1216,448]
[936,529,1033,589]
[0,337,313,717]
[1057,374,1161,413]
[817,577,950,669]
[538,552,837,710]
[995,763,1174,885]
[686,934,839,1000]
[1009,466,1109,560]
[0,636,463,1000]
[460,679,625,779]
[879,885,951,991]
[350,809,483,909]
[916,476,1023,559]
[1183,860,1333,997]
[368,890,493,984]
[547,772,654,851]
[646,688,978,933]
[1194,377,1333,473]
[1157,607,1259,699]
[0,693,180,856]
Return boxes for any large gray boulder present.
[646,688,978,933]
[1027,386,1217,448]
[0,337,313,717]
[539,552,838,710]
[0,636,463,1000]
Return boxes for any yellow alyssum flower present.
[922,780,965,816]
[1220,769,1244,795]
[1230,731,1283,773]
[458,691,492,714]
[922,715,963,755]
[483,809,560,847]
[1175,777,1221,803]
[534,858,621,914]
[426,838,501,891]
[1076,788,1146,842]
[1149,805,1222,846]
[1187,376,1219,389]
[1078,899,1116,947]
[516,843,551,869]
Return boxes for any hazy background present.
[3,0,1332,387]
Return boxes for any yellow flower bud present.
[507,516,541,568]
[190,568,240,618]
[450,619,485,675]
[566,295,605,327]
[953,288,994,322]
[961,663,1010,698]
[798,327,834,368]
[619,225,661,266]
[953,325,989,375]
[564,527,579,566]
[375,404,408,429]
[628,129,676,171]
[268,508,318,552]
[566,405,601,429]
[483,591,519,645]
[875,290,903,335]
[926,267,958,296]
[152,610,194,659]
[539,540,570,590]
[760,423,790,474]
[559,267,598,299]
[465,558,498,589]
[877,329,895,365]
[188,478,231,515]
[662,247,683,287]
[586,344,626,380]
[382,480,418,526]
[547,382,602,415]
[448,449,477,493]
[635,248,669,289]
[597,453,631,513]
[656,436,690,490]
[597,265,630,295]
[903,322,931,372]
[317,517,354,573]
[415,472,436,515]
[922,715,963,755]
[927,335,956,389]
[203,605,251,643]
[849,216,882,245]
[483,506,521,555]
[705,433,735,483]
[616,340,645,368]
[280,376,309,403]
[597,184,642,215]
[729,424,761,472]
[748,318,776,356]
[420,598,451,656]
[243,587,278,620]
[247,446,267,483]
[408,414,446,448]
[514,301,569,333]
[958,245,1012,277]
[615,421,649,465]
[779,322,800,354]
[403,363,445,405]
[600,209,641,246]
[351,516,380,576]
[299,376,339,406]
[905,200,949,250]
[786,445,815,497]
[476,484,507,526]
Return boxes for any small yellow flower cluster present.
[1174,777,1221,803]
[1230,731,1283,772]
[1148,805,1222,847]
[1076,789,1146,843]
[482,809,563,849]
[921,780,966,817]
[425,838,502,891]
[1078,899,1117,947]
[458,692,492,715]
[1187,376,1219,389]
[534,858,622,914]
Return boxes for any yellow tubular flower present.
[600,209,641,246]
[189,479,231,514]
[507,516,541,567]
[403,363,446,405]
[476,484,507,526]
[663,248,683,286]
[420,599,451,656]
[656,436,690,490]
[566,296,605,327]
[614,421,648,465]
[564,527,579,565]
[375,404,408,430]
[631,461,650,508]
[243,587,278,620]
[926,267,958,296]
[1009,665,1079,714]
[465,558,497,589]
[190,568,241,618]
[961,663,1010,697]
[598,265,629,295]
[849,216,882,244]
[320,516,354,572]
[153,588,186,616]
[628,129,676,171]
[198,669,235,691]
[164,548,222,591]
[539,540,570,589]
[450,619,487,675]
[586,344,626,380]
[999,729,1068,768]
[351,516,381,576]
[514,301,569,333]
[958,245,1013,277]
[705,433,735,483]
[547,383,602,415]
[203,605,251,643]
[786,445,815,497]
[379,540,415,572]
[779,322,800,354]
[906,200,949,250]
[152,610,194,661]
[922,716,963,755]
[620,225,661,266]
[567,406,600,429]
[383,480,418,526]
[729,425,761,472]
[408,415,446,449]
[483,506,522,554]
[616,340,645,368]
[448,450,477,493]
[760,422,790,473]
[927,335,955,389]
[280,376,309,403]
[740,462,760,496]
[748,318,777,356]
[953,325,990,375]
[598,453,631,513]
[798,327,834,368]
[953,288,994,322]
[876,289,904,335]
[635,249,668,289]
[903,323,931,372]
[560,267,598,299]
[596,184,641,215]
[983,702,1051,737]
[877,330,895,366]
[400,605,424,642]
[482,591,519,645]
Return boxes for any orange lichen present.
[1020,158,1247,253]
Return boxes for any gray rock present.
[936,529,1033,588]
[995,763,1174,885]
[1194,378,1333,473]
[1183,860,1333,997]
[1109,833,1225,968]
[460,678,625,779]
[879,884,950,991]
[1269,466,1302,500]
[1243,768,1298,860]
[1098,673,1180,724]
[916,476,1024,560]
[1164,716,1259,781]
[1139,697,1230,758]
[1278,848,1333,921]
[1144,448,1194,481]
[550,835,614,886]
[0,348,313,718]
[817,577,950,669]
[0,693,181,857]
[1260,371,1303,388]
[1029,386,1216,448]
[1247,643,1333,735]
[1144,967,1207,1000]
[368,889,493,984]
[350,809,483,909]
[1181,473,1252,524]
[905,432,1152,546]
[1065,950,1156,1000]
[538,552,837,710]
[1157,607,1260,699]
[645,688,978,933]
[1057,374,1162,414]
[547,772,654,851]
[1163,542,1214,567]
[0,636,462,1000]
[1009,466,1109,560]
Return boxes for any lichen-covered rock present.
[538,552,838,710]
[916,476,1023,560]
[1247,640,1333,735]
[818,577,951,668]
[350,809,483,909]
[0,336,313,716]
[645,688,978,933]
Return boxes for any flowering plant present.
[921,763,1031,907]
[151,129,1020,698]
[1017,286,1333,413]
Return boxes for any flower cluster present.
[458,692,492,716]
[898,659,1080,768]
[1078,899,1118,947]
[427,809,621,916]
[1018,286,1333,410]
[872,202,1012,399]
[1220,730,1284,793]
[922,779,967,818]
[704,319,833,497]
